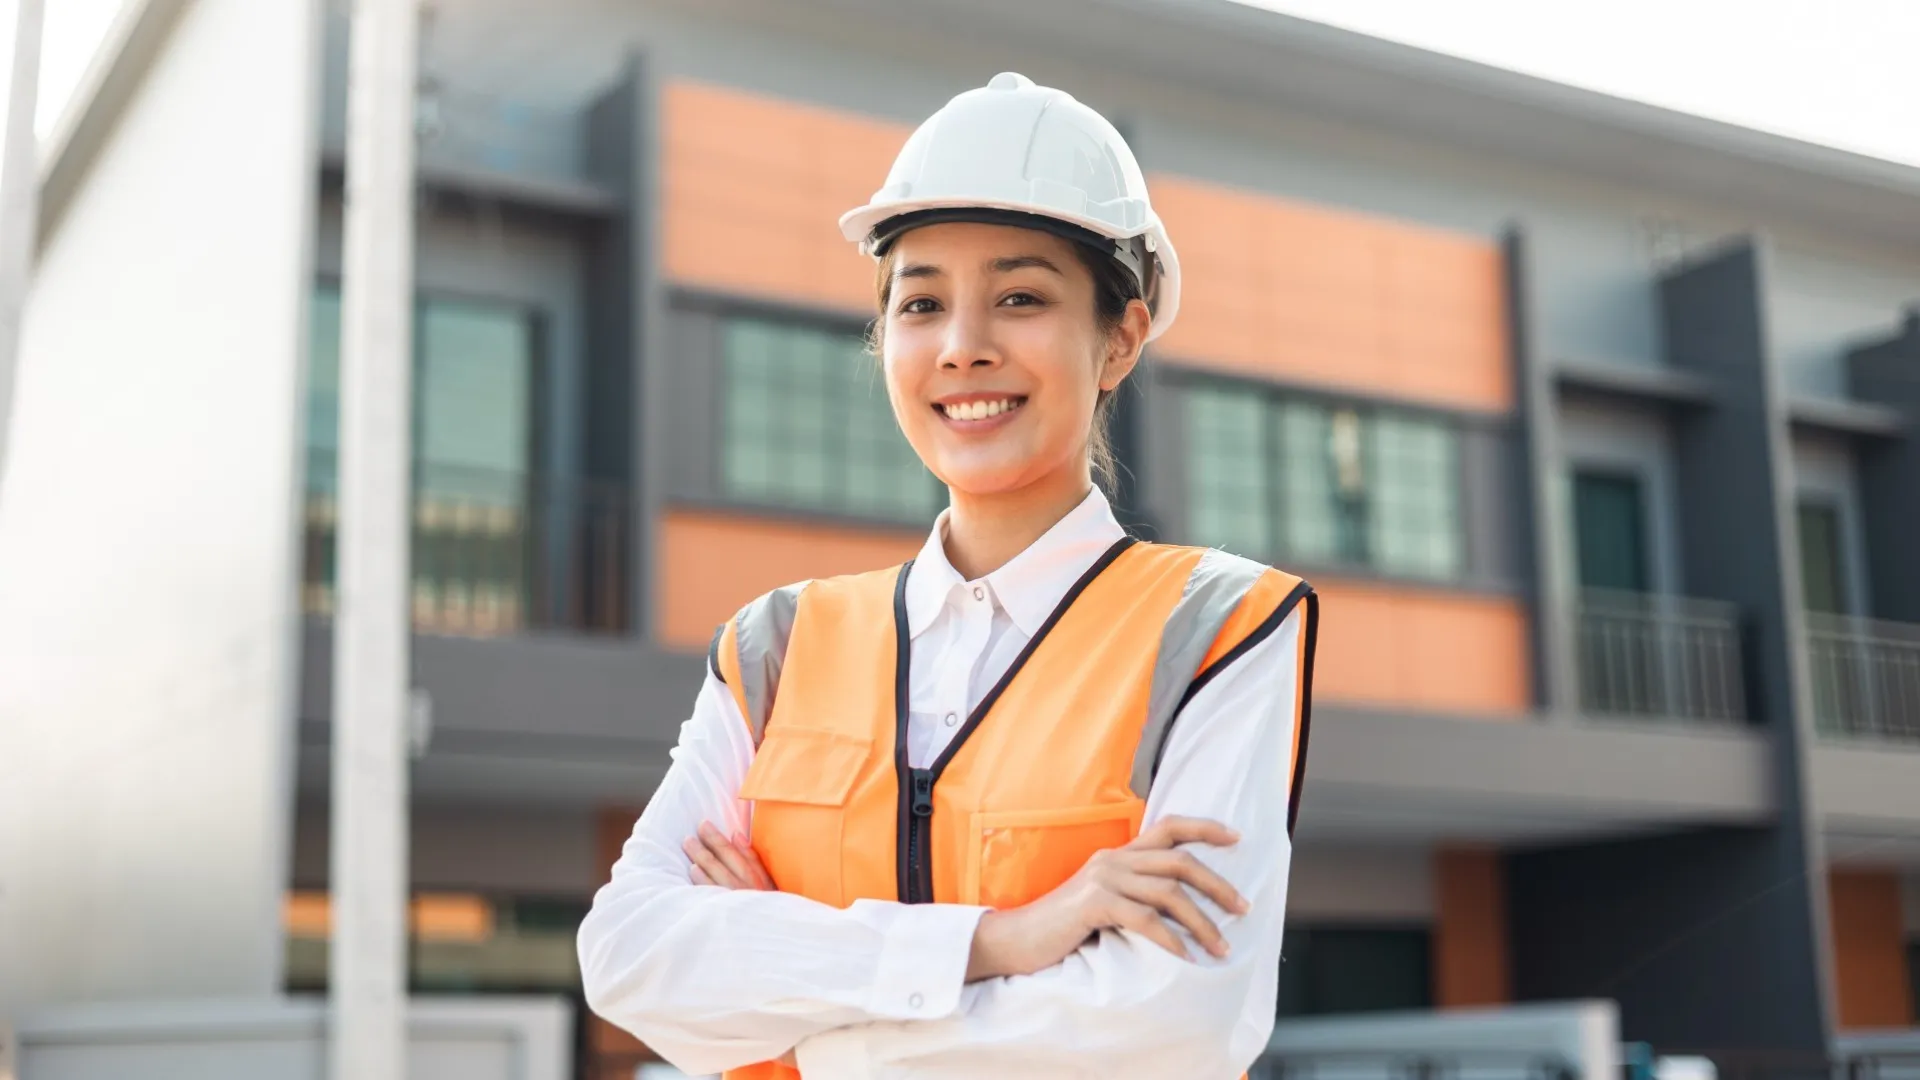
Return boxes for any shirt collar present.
[904,487,1128,640]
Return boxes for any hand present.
[682,821,774,891]
[965,816,1248,982]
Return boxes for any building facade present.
[4,0,1919,1074]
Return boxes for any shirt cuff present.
[794,902,985,1080]
[861,899,988,1020]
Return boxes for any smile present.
[935,397,1028,421]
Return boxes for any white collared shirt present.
[579,488,1303,1080]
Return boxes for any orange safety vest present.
[709,538,1318,1080]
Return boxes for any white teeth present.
[946,398,1020,420]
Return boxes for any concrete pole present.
[0,0,44,497]
[330,0,417,1078]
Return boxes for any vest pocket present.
[738,726,869,806]
[963,801,1145,910]
[739,727,870,902]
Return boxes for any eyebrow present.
[892,254,1064,283]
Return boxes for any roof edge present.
[37,0,192,251]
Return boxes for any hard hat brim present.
[840,197,1182,343]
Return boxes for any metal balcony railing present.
[302,456,631,637]
[1575,589,1747,723]
[1805,612,1920,742]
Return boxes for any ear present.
[1099,298,1152,392]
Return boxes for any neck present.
[942,463,1094,581]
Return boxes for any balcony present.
[302,458,632,637]
[1806,613,1920,743]
[1575,590,1747,723]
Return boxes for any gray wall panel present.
[1508,239,1835,1051]
[1847,316,1920,623]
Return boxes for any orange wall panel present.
[1829,869,1917,1030]
[657,509,925,648]
[1151,174,1512,413]
[1434,847,1511,1008]
[661,81,907,313]
[1312,578,1532,716]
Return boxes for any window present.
[1184,385,1464,579]
[1571,471,1650,592]
[1797,500,1849,615]
[1276,926,1433,1017]
[721,315,941,523]
[305,283,543,634]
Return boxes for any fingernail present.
[1226,829,1242,843]
[1216,942,1231,957]
[1236,896,1251,914]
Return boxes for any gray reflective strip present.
[735,582,807,746]
[1129,549,1267,798]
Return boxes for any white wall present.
[0,0,323,1010]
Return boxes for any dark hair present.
[869,238,1144,490]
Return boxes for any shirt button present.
[909,992,924,1010]
[944,712,958,727]
[971,585,985,601]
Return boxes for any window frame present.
[679,288,945,530]
[1175,371,1472,585]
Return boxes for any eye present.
[899,297,940,315]
[999,291,1045,308]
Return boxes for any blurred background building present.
[2,0,1919,1077]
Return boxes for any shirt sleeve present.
[793,608,1305,1080]
[576,671,989,1076]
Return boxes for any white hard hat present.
[840,72,1182,342]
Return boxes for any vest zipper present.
[906,768,935,903]
[889,538,1138,905]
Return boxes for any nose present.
[936,304,1001,372]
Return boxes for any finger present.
[683,834,741,889]
[1132,816,1239,851]
[733,831,776,890]
[1122,874,1227,958]
[689,863,715,887]
[705,828,767,889]
[1132,849,1248,915]
[1107,896,1189,960]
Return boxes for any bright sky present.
[1238,0,1920,168]
[2,0,1918,169]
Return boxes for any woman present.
[579,72,1318,1080]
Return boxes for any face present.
[879,223,1147,498]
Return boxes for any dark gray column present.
[1510,237,1835,1054]
[582,54,658,637]
[1504,226,1576,714]
[1847,310,1920,622]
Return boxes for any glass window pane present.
[718,314,937,523]
[1572,471,1650,592]
[1184,387,1270,556]
[1369,411,1461,579]
[1797,501,1849,615]
[1275,400,1338,563]
[307,285,344,491]
[416,299,534,504]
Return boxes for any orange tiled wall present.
[661,80,907,312]
[1433,847,1512,1007]
[662,82,1510,414]
[1313,578,1532,716]
[657,510,925,648]
[1829,869,1917,1030]
[1151,175,1512,413]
